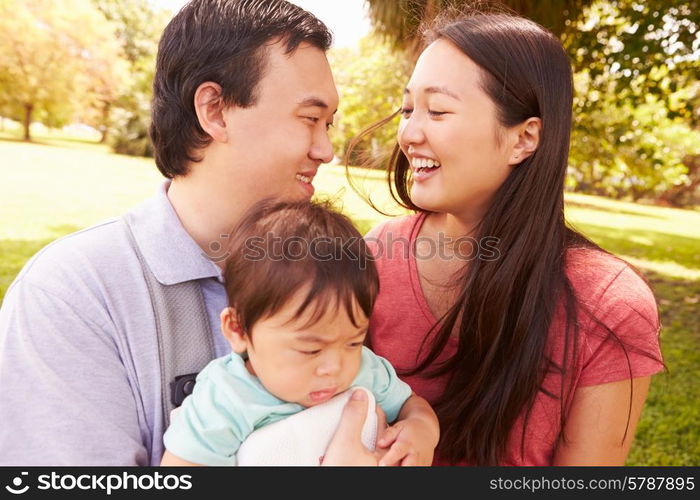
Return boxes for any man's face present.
[220,41,338,204]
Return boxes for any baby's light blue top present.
[163,347,412,465]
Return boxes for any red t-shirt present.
[365,213,664,466]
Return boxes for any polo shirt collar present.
[126,181,223,285]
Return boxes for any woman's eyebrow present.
[404,86,461,101]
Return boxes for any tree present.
[563,0,699,124]
[565,0,700,202]
[568,83,700,200]
[0,0,128,141]
[92,0,170,156]
[365,0,591,60]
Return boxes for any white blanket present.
[236,386,377,466]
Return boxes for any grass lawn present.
[1,135,698,465]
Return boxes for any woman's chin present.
[409,190,444,214]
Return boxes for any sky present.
[151,0,372,48]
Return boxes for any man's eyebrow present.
[297,96,337,112]
[404,86,461,101]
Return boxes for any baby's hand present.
[376,416,438,466]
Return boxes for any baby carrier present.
[123,215,215,427]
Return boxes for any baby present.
[161,199,438,466]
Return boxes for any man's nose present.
[309,126,334,164]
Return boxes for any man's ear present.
[508,117,541,165]
[194,81,228,143]
[220,307,248,354]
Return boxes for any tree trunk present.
[99,102,111,144]
[23,103,33,141]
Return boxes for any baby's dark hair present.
[223,199,379,334]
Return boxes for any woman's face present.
[398,39,514,220]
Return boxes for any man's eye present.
[303,116,320,123]
[399,107,413,117]
[428,110,447,117]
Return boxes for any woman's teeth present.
[411,158,441,171]
[296,174,311,184]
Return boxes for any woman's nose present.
[398,114,426,148]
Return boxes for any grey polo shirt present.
[0,181,231,465]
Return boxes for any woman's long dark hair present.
[416,13,578,466]
[347,11,661,465]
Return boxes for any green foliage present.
[564,0,700,202]
[569,75,700,199]
[366,0,591,59]
[109,58,156,157]
[564,0,700,124]
[92,0,169,156]
[0,0,128,140]
[329,36,411,164]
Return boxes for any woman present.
[349,11,664,466]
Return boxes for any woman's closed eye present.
[399,107,448,118]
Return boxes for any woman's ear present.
[220,307,248,354]
[509,117,542,165]
[194,81,228,143]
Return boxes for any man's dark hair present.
[150,0,333,178]
[223,199,379,336]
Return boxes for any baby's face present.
[238,290,369,407]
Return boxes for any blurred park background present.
[1,0,698,465]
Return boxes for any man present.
[0,0,338,465]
